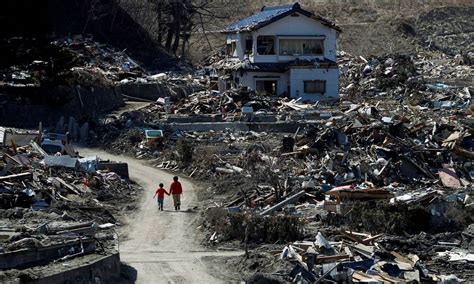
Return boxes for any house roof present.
[222,3,341,33]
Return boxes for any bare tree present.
[148,0,232,58]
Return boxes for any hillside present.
[0,0,176,70]
[183,0,474,62]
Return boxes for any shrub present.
[176,138,193,165]
[206,208,304,244]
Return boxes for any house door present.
[256,80,278,96]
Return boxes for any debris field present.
[89,48,473,283]
[0,4,472,282]
[0,128,140,282]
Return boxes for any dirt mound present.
[332,6,474,58]
[416,6,474,56]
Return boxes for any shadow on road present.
[117,263,138,283]
[153,209,196,213]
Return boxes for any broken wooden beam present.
[260,190,305,216]
[0,172,32,181]
[52,177,83,195]
[453,145,474,159]
[315,254,351,263]
[30,141,47,156]
[362,233,384,244]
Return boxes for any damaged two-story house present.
[215,3,341,102]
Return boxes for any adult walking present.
[169,176,183,211]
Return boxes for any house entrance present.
[256,80,278,96]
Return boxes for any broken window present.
[279,39,324,55]
[245,37,253,54]
[257,36,275,55]
[226,42,236,56]
[256,80,277,95]
[304,80,326,94]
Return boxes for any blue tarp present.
[78,156,98,173]
[32,200,50,211]
[341,259,376,271]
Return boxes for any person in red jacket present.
[169,176,183,211]
[153,183,169,211]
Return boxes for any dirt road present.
[77,147,243,283]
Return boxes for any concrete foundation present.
[98,162,130,179]
[25,253,121,284]
[118,82,169,101]
[0,238,96,270]
[117,82,199,101]
[167,114,223,123]
[160,121,314,133]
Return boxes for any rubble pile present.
[86,48,473,281]
[0,36,145,88]
[174,89,246,115]
[275,231,470,283]
[415,6,474,58]
[0,34,204,127]
[0,132,140,279]
[135,86,280,118]
[339,51,472,108]
[0,142,138,215]
[89,50,473,127]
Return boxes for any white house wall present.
[221,9,340,101]
[227,33,250,60]
[290,68,339,101]
[252,13,337,63]
[235,71,289,96]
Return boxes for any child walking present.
[153,183,169,211]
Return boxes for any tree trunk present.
[165,25,173,50]
[171,2,181,55]
[180,36,187,59]
[244,221,249,258]
[157,2,163,44]
[172,23,180,54]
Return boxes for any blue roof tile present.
[223,3,340,33]
[223,4,297,33]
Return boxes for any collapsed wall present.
[0,85,124,128]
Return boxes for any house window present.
[226,42,236,56]
[245,37,253,54]
[279,39,324,55]
[256,80,278,95]
[304,80,326,94]
[257,36,275,55]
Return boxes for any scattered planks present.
[0,172,32,181]
[52,177,84,195]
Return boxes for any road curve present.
[77,147,243,283]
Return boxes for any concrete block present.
[98,162,129,179]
